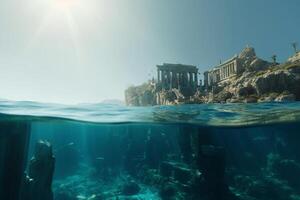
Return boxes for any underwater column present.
[0,121,31,200]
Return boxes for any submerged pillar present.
[195,127,235,200]
[27,140,55,200]
[0,121,31,200]
[178,126,193,164]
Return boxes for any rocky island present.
[125,45,300,106]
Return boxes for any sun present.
[53,0,79,11]
[28,0,103,60]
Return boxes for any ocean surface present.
[0,100,300,126]
[1,100,300,200]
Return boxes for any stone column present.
[234,60,237,73]
[160,70,164,88]
[226,66,228,78]
[203,71,209,89]
[28,141,55,200]
[175,73,179,89]
[228,65,230,76]
[178,73,182,90]
[196,127,235,200]
[183,72,188,86]
[233,64,235,73]
[220,68,223,80]
[167,71,171,89]
[0,122,31,200]
[162,70,166,88]
[227,66,229,77]
[189,72,193,86]
[157,69,160,83]
[170,72,173,89]
[195,73,198,87]
[170,71,173,89]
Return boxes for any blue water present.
[1,100,300,200]
[0,100,299,126]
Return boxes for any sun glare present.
[27,0,105,61]
[53,0,79,11]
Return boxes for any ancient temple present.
[157,63,198,90]
[204,56,240,89]
[203,46,259,90]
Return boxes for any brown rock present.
[253,71,300,97]
[244,96,258,103]
[275,93,296,102]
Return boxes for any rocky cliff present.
[125,83,157,106]
[125,82,201,106]
[205,63,300,103]
[125,47,300,106]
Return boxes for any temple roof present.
[157,63,198,73]
[205,55,238,73]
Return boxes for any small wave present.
[0,100,299,126]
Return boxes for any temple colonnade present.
[156,64,198,90]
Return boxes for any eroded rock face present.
[211,63,300,103]
[249,58,271,72]
[239,47,256,59]
[213,91,233,103]
[238,47,260,73]
[253,71,298,95]
[28,140,55,200]
[158,90,178,105]
[125,83,157,106]
[244,96,258,103]
[237,85,256,97]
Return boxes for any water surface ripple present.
[0,100,299,126]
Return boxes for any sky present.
[0,0,299,104]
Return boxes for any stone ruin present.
[22,140,55,200]
[203,46,272,91]
[125,63,201,106]
[0,122,55,200]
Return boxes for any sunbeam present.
[25,0,97,61]
[65,9,85,66]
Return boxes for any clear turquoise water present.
[0,100,299,126]
[1,101,300,200]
